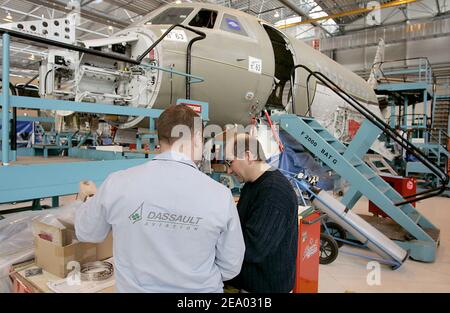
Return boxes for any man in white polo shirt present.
[75,105,245,292]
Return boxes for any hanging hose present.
[264,109,284,153]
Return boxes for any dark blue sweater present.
[230,169,298,293]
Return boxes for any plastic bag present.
[0,210,44,293]
[0,201,81,293]
[54,200,81,225]
[271,130,336,191]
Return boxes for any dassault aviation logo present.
[129,202,143,224]
[128,202,203,231]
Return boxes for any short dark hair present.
[232,133,266,162]
[157,105,202,144]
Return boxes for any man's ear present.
[192,130,204,161]
[245,150,256,162]
[193,130,203,146]
[246,150,256,164]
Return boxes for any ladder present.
[419,143,450,169]
[406,142,450,196]
[363,154,397,176]
[431,97,449,148]
[272,114,440,262]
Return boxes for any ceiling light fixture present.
[4,11,12,22]
[274,11,280,18]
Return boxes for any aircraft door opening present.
[262,24,295,112]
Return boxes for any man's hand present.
[77,180,97,202]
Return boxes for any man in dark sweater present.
[226,133,298,293]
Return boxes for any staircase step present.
[351,159,363,167]
[398,203,409,209]
[408,212,422,224]
[378,186,391,193]
[363,172,378,180]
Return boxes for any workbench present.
[9,259,115,293]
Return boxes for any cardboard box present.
[34,221,113,278]
[32,220,72,246]
[34,237,97,278]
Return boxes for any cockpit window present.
[188,9,218,29]
[145,7,194,25]
[220,14,248,37]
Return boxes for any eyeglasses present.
[225,160,233,167]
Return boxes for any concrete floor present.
[1,192,449,293]
[318,196,450,293]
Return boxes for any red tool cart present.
[369,174,416,218]
[293,208,322,293]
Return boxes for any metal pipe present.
[2,33,10,166]
[279,0,417,28]
[247,6,285,15]
[10,84,17,162]
[16,73,40,91]
[135,24,206,99]
[436,0,441,14]
[186,34,206,99]
[137,24,206,63]
[11,107,17,162]
[0,29,140,65]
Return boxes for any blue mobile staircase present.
[407,142,450,174]
[406,140,450,196]
[270,65,449,263]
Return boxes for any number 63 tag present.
[248,56,262,74]
[161,29,188,42]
